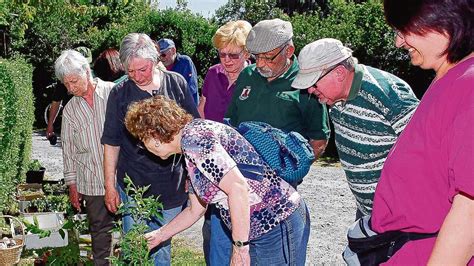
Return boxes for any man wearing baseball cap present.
[221,18,329,265]
[226,19,330,158]
[157,38,199,105]
[292,38,419,218]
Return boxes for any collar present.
[346,64,363,102]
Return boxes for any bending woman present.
[124,96,310,265]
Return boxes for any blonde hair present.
[212,20,252,50]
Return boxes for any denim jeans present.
[249,200,310,265]
[208,206,233,265]
[208,200,310,265]
[118,185,183,266]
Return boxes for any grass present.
[171,237,205,265]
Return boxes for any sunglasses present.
[218,51,243,60]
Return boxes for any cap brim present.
[292,70,322,89]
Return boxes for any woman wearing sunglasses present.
[125,96,310,266]
[197,20,252,121]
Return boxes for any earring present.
[155,140,160,148]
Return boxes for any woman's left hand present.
[231,246,250,266]
[144,229,163,250]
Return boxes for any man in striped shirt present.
[55,49,116,265]
[292,38,419,218]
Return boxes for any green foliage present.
[148,9,218,86]
[27,159,43,171]
[0,57,34,214]
[109,174,163,265]
[213,0,287,25]
[289,0,433,95]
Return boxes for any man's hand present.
[68,184,82,212]
[104,186,120,213]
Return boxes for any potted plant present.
[26,159,46,184]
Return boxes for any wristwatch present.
[232,240,250,247]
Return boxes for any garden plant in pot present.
[26,160,46,184]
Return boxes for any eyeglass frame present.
[312,64,340,88]
[253,43,289,63]
[218,50,244,60]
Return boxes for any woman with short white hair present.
[55,49,116,265]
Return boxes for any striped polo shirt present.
[61,78,115,196]
[331,64,419,215]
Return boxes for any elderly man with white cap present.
[292,38,419,218]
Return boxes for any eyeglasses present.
[160,52,168,58]
[253,44,287,63]
[394,30,405,40]
[218,51,243,60]
[314,65,339,86]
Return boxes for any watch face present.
[235,241,244,247]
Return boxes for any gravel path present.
[32,131,355,265]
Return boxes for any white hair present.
[54,50,92,83]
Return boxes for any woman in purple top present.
[370,0,474,264]
[125,96,310,265]
[198,20,252,122]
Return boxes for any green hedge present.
[0,58,34,213]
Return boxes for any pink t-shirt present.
[371,57,474,265]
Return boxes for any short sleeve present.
[299,91,331,140]
[101,87,122,146]
[448,106,474,200]
[183,129,237,185]
[201,68,213,98]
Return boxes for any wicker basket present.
[0,215,25,265]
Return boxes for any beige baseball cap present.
[292,38,352,89]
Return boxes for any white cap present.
[292,38,352,89]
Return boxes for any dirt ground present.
[32,131,355,265]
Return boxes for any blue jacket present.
[171,53,199,105]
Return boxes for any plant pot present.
[26,167,46,184]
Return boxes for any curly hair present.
[124,96,193,143]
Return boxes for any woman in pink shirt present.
[370,0,474,264]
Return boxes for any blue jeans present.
[208,200,310,265]
[118,185,183,266]
[208,206,233,265]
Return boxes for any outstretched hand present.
[145,229,164,250]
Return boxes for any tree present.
[213,0,287,26]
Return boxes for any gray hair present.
[119,33,158,72]
[339,56,358,72]
[54,50,92,83]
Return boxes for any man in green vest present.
[292,38,420,218]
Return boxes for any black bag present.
[343,215,437,266]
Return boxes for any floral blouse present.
[182,119,301,239]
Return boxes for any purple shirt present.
[201,64,235,122]
[371,57,474,265]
